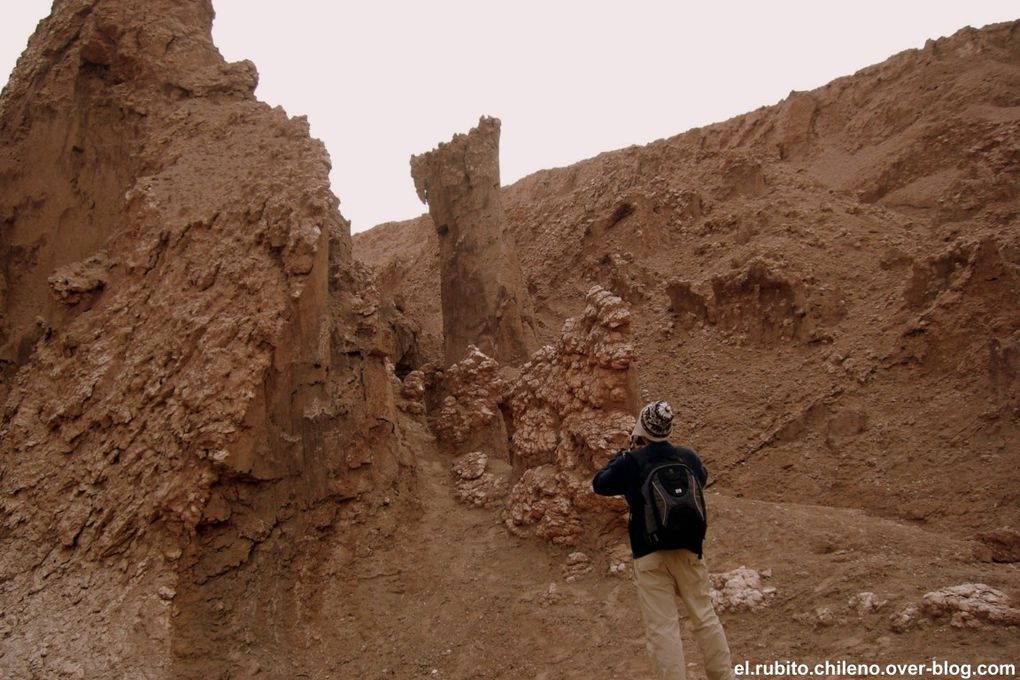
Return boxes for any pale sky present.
[2,2,1017,233]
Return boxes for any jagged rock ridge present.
[434,286,639,544]
[0,2,412,677]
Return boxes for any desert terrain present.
[1,2,1017,678]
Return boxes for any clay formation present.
[410,116,536,365]
[0,2,411,676]
[504,286,638,545]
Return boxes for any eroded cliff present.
[0,2,412,677]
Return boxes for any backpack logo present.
[640,460,707,547]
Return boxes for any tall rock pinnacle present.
[410,116,536,366]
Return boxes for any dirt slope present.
[297,440,1019,678]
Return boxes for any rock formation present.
[425,286,637,546]
[432,344,511,456]
[4,8,1020,677]
[709,567,777,612]
[450,451,510,508]
[666,258,846,344]
[357,20,1020,541]
[891,584,1020,631]
[410,116,536,365]
[504,286,638,545]
[919,584,1020,628]
[0,2,410,676]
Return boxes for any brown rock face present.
[424,286,637,545]
[410,116,536,365]
[432,345,511,457]
[0,1,408,677]
[505,286,638,545]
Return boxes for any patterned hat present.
[632,401,673,441]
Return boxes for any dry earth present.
[275,433,1020,678]
[1,2,1018,678]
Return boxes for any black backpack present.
[637,452,707,548]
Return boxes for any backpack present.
[637,453,707,548]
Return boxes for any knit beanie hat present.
[632,400,673,442]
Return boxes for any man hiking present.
[592,400,735,680]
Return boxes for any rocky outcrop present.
[410,116,536,365]
[0,2,409,677]
[422,286,637,545]
[919,584,1020,628]
[399,369,427,415]
[504,286,638,545]
[709,567,777,612]
[432,345,510,457]
[666,258,846,344]
[451,451,510,508]
[974,527,1020,563]
[891,584,1020,631]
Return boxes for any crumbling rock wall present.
[0,2,409,677]
[424,286,637,545]
[504,286,638,545]
[410,116,537,365]
[432,344,510,457]
[666,258,846,344]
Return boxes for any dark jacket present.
[592,440,709,559]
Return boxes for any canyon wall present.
[0,1,411,677]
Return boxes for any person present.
[592,400,735,680]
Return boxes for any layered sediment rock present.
[410,116,536,365]
[0,2,409,676]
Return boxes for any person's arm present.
[592,451,635,496]
[695,456,708,487]
[684,448,709,487]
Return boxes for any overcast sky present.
[2,2,1017,233]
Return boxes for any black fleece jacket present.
[592,440,709,558]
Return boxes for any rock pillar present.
[410,116,536,365]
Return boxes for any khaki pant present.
[633,549,735,680]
